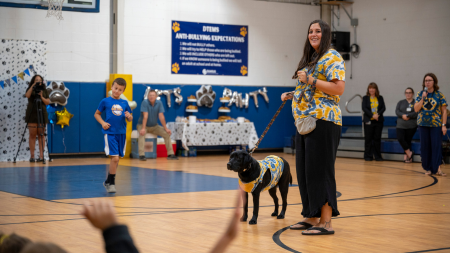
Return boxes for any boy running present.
[94,78,132,193]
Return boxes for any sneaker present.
[167,154,179,160]
[139,156,147,161]
[103,182,116,193]
[108,184,117,193]
[375,158,384,161]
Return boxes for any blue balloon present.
[46,104,58,124]
[48,112,57,124]
[47,104,56,112]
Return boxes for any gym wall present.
[334,0,450,116]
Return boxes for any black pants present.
[295,119,341,218]
[419,126,443,174]
[396,127,417,152]
[364,120,383,160]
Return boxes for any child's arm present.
[81,200,139,253]
[210,189,242,253]
[94,110,111,130]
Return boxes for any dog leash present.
[249,98,289,156]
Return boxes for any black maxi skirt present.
[295,119,341,218]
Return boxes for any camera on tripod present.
[33,82,45,94]
[14,80,52,164]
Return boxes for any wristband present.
[312,78,317,88]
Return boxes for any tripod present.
[14,96,52,164]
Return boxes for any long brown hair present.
[422,73,439,91]
[292,20,332,79]
[26,74,44,92]
[366,82,380,97]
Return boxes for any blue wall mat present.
[384,117,398,126]
[47,123,53,153]
[342,116,363,126]
[48,82,299,152]
[79,82,107,152]
[388,128,420,140]
[387,128,449,141]
[380,141,421,155]
[51,82,80,153]
[132,84,296,149]
[0,165,240,200]
[342,116,398,126]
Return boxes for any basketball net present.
[46,0,64,21]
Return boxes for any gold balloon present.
[56,107,73,129]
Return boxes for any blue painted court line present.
[0,165,240,200]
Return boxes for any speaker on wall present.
[341,53,350,61]
[331,31,350,52]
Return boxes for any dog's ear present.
[243,152,253,166]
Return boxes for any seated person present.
[137,90,178,161]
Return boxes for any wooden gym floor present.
[0,153,449,253]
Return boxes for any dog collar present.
[243,163,251,172]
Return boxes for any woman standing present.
[414,73,447,176]
[395,87,418,163]
[362,83,385,161]
[281,20,345,235]
[24,75,50,164]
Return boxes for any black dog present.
[227,150,292,225]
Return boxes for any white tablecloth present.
[167,122,259,150]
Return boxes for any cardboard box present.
[131,138,157,159]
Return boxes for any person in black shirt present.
[81,191,243,253]
[24,75,50,164]
[82,200,139,253]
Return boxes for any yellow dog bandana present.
[239,155,284,193]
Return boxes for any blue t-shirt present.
[97,97,132,134]
[138,99,165,127]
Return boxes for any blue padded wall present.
[79,82,106,152]
[381,140,421,155]
[342,116,398,126]
[132,84,296,149]
[51,82,80,153]
[48,82,300,153]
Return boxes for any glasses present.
[405,92,413,94]
[425,80,433,83]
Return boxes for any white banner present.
[0,39,49,162]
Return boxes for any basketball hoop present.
[46,0,64,21]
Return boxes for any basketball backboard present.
[0,0,99,12]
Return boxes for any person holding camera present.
[25,75,50,163]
